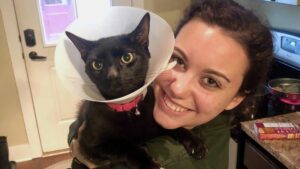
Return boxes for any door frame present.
[2,0,144,160]
[1,0,42,159]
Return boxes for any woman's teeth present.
[164,96,188,112]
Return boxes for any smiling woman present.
[153,19,250,129]
[151,0,273,168]
[69,0,273,169]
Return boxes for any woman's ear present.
[225,95,246,110]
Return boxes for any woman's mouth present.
[163,93,190,115]
[163,95,189,113]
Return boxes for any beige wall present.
[144,0,191,30]
[0,10,28,146]
[235,0,300,33]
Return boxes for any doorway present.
[3,0,143,158]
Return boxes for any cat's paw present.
[185,139,208,160]
[174,128,208,160]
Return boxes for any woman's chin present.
[153,107,180,129]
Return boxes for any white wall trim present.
[229,138,238,169]
[9,144,32,162]
[1,0,42,158]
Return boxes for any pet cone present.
[55,6,175,104]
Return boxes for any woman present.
[70,0,273,168]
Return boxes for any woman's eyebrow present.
[174,46,230,83]
[204,69,231,83]
[174,46,188,61]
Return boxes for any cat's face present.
[66,13,150,100]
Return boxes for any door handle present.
[29,51,47,61]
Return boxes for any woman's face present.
[153,20,249,129]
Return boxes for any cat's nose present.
[107,66,118,79]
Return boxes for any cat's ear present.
[130,13,150,49]
[66,31,95,62]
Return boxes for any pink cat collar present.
[106,95,143,112]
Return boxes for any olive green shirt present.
[113,114,230,169]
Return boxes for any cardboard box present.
[254,122,300,140]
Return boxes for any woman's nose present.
[169,72,192,98]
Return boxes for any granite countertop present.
[241,112,300,169]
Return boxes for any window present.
[38,0,77,46]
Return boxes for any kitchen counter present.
[241,112,300,169]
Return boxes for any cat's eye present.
[92,61,103,70]
[121,53,134,64]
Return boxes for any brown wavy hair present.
[175,0,274,125]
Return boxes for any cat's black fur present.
[66,13,206,169]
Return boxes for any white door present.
[14,0,80,152]
[13,0,133,153]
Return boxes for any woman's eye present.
[170,55,185,68]
[92,61,103,70]
[202,77,220,88]
[121,53,134,64]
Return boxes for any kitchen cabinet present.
[237,133,287,169]
[244,140,278,169]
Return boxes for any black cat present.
[66,13,206,169]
